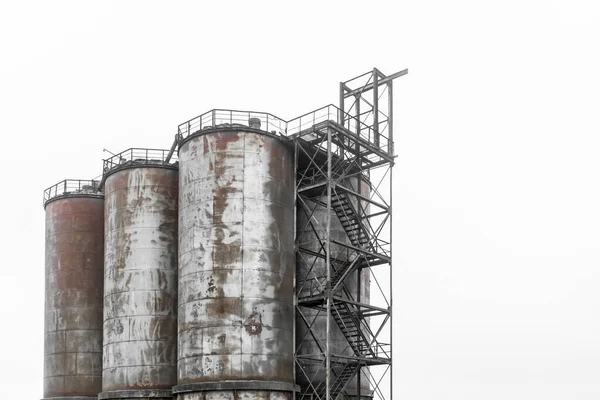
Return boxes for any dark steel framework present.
[292,68,407,400]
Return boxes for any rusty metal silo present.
[43,180,104,399]
[296,177,372,399]
[175,115,296,399]
[101,149,178,399]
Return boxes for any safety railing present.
[286,104,342,136]
[372,343,391,359]
[297,276,327,298]
[43,179,102,206]
[177,105,394,155]
[103,148,178,174]
[287,104,391,154]
[337,342,391,359]
[178,109,288,140]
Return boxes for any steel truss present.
[292,68,406,400]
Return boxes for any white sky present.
[1,1,599,399]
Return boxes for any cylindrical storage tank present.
[44,182,104,399]
[101,161,178,399]
[175,129,296,399]
[295,178,372,399]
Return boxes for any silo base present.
[98,389,173,399]
[173,381,298,400]
[42,397,98,400]
[175,391,290,400]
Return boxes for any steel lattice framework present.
[292,68,407,400]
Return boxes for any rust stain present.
[214,131,240,151]
[243,309,263,336]
[217,333,226,346]
[114,319,124,335]
[189,329,198,349]
[207,276,216,294]
[205,298,240,318]
[44,197,104,398]
[158,270,167,289]
[125,273,132,288]
[203,135,209,154]
[191,304,200,321]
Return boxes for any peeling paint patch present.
[244,310,263,336]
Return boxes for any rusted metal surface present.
[44,195,105,399]
[176,130,295,398]
[295,178,372,398]
[176,391,292,399]
[102,166,178,397]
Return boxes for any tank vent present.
[249,117,261,129]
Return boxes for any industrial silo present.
[43,180,104,399]
[175,121,296,399]
[101,150,178,399]
[296,177,372,399]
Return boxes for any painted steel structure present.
[43,180,105,399]
[175,127,296,399]
[100,149,179,399]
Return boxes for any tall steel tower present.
[292,67,407,399]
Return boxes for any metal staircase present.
[317,362,361,400]
[332,300,371,356]
[331,192,370,249]
[330,256,362,293]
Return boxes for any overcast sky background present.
[1,1,599,399]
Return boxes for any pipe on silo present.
[100,164,179,400]
[175,128,297,399]
[44,192,105,399]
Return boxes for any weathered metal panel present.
[175,391,292,399]
[102,166,178,397]
[44,196,105,398]
[296,178,371,398]
[177,131,295,398]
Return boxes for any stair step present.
[341,223,361,229]
[333,203,351,208]
[332,202,350,207]
[345,225,364,230]
[333,202,351,208]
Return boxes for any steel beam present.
[342,69,408,98]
